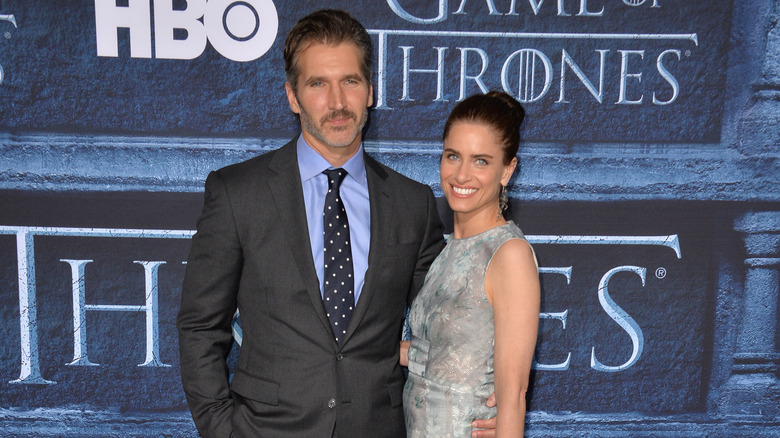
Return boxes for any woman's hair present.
[284,9,372,92]
[442,91,525,164]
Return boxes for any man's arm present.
[408,187,445,306]
[177,170,243,438]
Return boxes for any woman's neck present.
[452,208,507,239]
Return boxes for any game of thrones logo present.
[0,0,730,142]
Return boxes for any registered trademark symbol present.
[655,267,667,279]
[685,50,691,57]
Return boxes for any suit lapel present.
[266,141,333,338]
[342,153,390,344]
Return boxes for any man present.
[178,9,496,438]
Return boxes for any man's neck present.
[300,131,362,168]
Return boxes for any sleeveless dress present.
[403,222,532,437]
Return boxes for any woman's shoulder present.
[490,223,537,269]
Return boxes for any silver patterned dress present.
[403,222,531,437]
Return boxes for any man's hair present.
[284,9,373,92]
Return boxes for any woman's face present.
[440,122,517,220]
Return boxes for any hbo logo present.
[95,0,278,62]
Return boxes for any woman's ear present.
[501,157,518,186]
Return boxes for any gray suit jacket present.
[177,139,444,437]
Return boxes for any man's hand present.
[471,392,497,438]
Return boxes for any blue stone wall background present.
[0,0,778,436]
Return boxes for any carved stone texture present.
[718,211,780,417]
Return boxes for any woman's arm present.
[485,239,540,438]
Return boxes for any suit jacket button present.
[337,354,344,361]
[328,398,336,409]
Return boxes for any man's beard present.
[300,106,368,149]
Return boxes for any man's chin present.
[320,132,361,149]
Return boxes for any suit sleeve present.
[408,186,445,307]
[177,170,242,438]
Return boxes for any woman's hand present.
[399,340,410,367]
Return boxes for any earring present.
[498,185,508,218]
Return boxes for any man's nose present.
[328,85,346,109]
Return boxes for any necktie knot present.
[323,168,347,190]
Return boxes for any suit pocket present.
[230,369,280,406]
[386,379,405,408]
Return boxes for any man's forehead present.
[295,42,366,77]
[297,40,362,60]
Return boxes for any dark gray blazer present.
[177,139,445,438]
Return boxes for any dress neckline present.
[447,221,515,243]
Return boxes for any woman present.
[403,91,540,437]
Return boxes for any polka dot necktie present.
[322,168,354,344]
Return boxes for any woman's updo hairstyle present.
[442,91,525,165]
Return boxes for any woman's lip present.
[451,185,477,196]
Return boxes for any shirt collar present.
[296,135,367,186]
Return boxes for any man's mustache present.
[321,110,356,124]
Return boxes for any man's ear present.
[285,82,301,114]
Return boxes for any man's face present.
[285,42,373,164]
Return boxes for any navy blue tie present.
[322,168,354,344]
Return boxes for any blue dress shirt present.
[297,136,371,303]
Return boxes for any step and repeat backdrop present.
[1,0,779,436]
